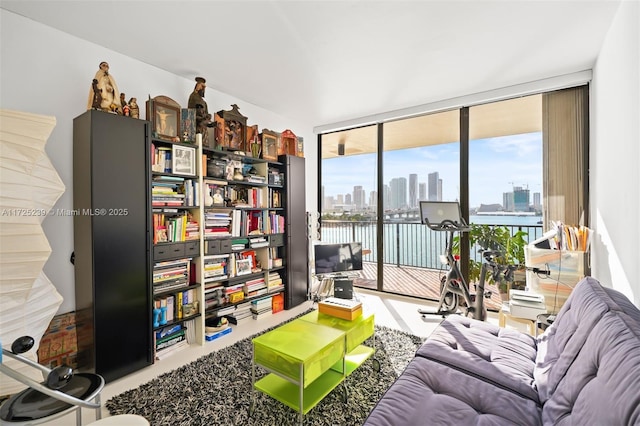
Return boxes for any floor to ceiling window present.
[380,110,459,297]
[468,94,545,244]
[317,86,588,309]
[317,125,378,289]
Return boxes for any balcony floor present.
[353,261,504,312]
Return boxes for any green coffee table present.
[298,310,378,375]
[251,319,346,425]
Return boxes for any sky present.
[321,132,543,209]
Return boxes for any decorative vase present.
[205,187,214,207]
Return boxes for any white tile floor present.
[38,289,527,425]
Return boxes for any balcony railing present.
[320,220,543,269]
[319,219,543,310]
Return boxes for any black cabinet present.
[73,110,152,383]
[282,155,308,309]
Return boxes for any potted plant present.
[454,224,528,301]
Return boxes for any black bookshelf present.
[72,110,153,383]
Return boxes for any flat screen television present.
[313,242,363,275]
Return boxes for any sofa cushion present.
[602,286,640,325]
[415,315,539,402]
[542,311,640,425]
[534,277,625,402]
[363,356,542,426]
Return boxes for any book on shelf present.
[155,323,182,340]
[166,295,174,322]
[153,280,189,294]
[155,339,189,360]
[156,329,186,351]
[205,326,232,341]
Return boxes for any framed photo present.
[172,145,196,176]
[151,100,180,141]
[236,258,252,276]
[261,130,278,161]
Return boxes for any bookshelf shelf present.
[153,312,202,332]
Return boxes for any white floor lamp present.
[0,109,66,396]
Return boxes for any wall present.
[591,0,640,304]
[0,10,315,314]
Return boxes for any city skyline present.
[321,132,542,209]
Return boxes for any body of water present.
[319,215,543,270]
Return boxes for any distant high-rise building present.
[533,192,541,211]
[390,177,407,209]
[513,186,530,211]
[437,178,443,201]
[419,182,427,201]
[324,196,334,210]
[383,184,391,209]
[345,193,352,205]
[337,194,344,205]
[369,190,377,209]
[503,192,515,211]
[428,172,439,201]
[353,185,365,209]
[409,174,418,208]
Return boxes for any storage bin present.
[525,246,588,313]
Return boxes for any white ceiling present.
[1,1,621,129]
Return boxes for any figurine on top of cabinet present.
[87,61,122,113]
[188,77,215,147]
[128,97,140,119]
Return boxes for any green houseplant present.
[454,224,528,299]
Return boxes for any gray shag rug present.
[106,313,425,426]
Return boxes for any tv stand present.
[312,272,358,302]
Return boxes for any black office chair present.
[0,336,105,426]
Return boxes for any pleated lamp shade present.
[0,109,66,395]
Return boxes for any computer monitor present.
[313,242,363,275]
[419,201,464,227]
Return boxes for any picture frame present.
[236,258,252,276]
[147,97,181,141]
[172,145,196,176]
[261,129,278,161]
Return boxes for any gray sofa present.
[364,277,640,425]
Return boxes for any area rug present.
[106,315,425,426]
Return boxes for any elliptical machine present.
[416,201,492,321]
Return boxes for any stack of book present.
[244,277,267,298]
[225,301,252,325]
[203,255,228,282]
[251,296,273,320]
[267,272,283,293]
[249,236,269,248]
[204,210,232,237]
[152,176,186,206]
[155,324,187,359]
[153,259,190,294]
